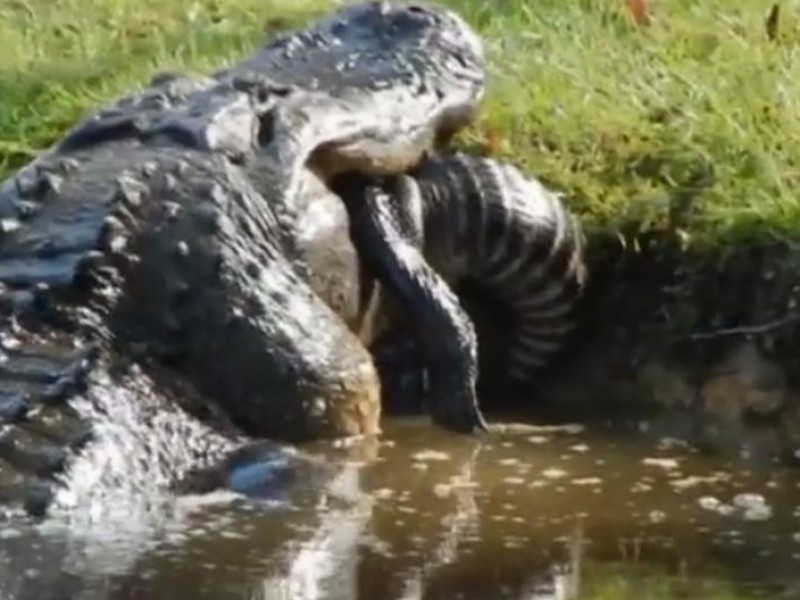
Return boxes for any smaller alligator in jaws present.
[337,153,587,431]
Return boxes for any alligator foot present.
[339,174,488,434]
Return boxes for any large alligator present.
[0,1,585,517]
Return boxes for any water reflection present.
[2,415,800,599]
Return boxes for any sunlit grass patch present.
[578,560,771,600]
[437,0,800,247]
[1,0,797,247]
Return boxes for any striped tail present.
[410,153,587,382]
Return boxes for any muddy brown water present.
[1,413,799,600]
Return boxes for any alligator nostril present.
[257,110,276,147]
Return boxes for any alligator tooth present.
[102,214,124,232]
[111,205,137,231]
[111,250,140,273]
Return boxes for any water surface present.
[1,415,799,600]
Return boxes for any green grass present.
[1,0,798,248]
[576,560,774,600]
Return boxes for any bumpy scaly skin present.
[0,143,381,516]
[340,153,587,428]
[0,2,486,516]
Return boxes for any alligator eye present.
[257,110,276,147]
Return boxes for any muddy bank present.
[479,231,800,463]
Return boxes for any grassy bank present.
[0,0,797,248]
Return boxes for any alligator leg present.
[338,174,487,434]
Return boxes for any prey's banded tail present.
[410,153,587,381]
